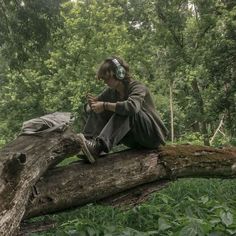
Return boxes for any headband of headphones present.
[111,58,126,80]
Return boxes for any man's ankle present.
[96,138,108,153]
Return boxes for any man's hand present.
[90,101,104,113]
[87,93,97,106]
[86,93,98,112]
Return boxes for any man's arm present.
[89,101,116,113]
[115,83,147,115]
[103,102,116,112]
[91,83,147,115]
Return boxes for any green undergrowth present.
[28,178,236,235]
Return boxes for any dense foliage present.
[0,0,235,146]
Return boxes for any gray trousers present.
[83,111,160,152]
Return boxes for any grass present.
[28,178,236,236]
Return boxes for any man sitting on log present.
[77,56,168,163]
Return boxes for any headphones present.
[111,58,126,80]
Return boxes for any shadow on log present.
[25,145,236,218]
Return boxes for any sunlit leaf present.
[220,211,233,227]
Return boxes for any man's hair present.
[96,56,131,82]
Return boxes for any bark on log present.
[25,145,236,218]
[0,129,80,236]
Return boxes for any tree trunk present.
[25,145,236,219]
[191,78,210,145]
[0,129,80,236]
[169,81,174,143]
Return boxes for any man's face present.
[103,76,120,89]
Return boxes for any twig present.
[210,115,225,145]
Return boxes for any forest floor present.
[20,178,236,236]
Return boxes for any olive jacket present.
[97,79,168,145]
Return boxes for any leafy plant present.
[29,178,236,236]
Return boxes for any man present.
[77,56,168,163]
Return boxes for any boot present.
[77,133,103,163]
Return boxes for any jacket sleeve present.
[115,83,147,116]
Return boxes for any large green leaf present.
[220,211,233,227]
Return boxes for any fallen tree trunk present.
[0,129,80,236]
[1,123,236,236]
[25,145,236,218]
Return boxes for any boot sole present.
[77,133,96,164]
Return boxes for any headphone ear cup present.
[116,66,126,80]
[111,58,126,80]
